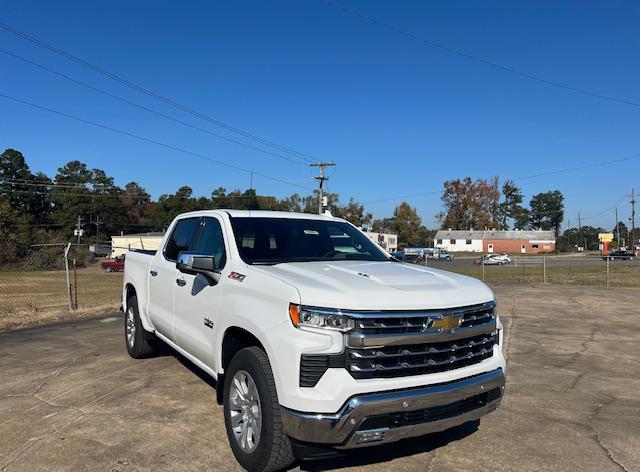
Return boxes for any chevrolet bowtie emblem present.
[430,314,463,332]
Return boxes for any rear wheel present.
[224,347,295,472]
[124,295,159,358]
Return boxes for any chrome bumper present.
[281,369,505,448]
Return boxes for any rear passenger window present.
[193,218,227,269]
[164,218,201,261]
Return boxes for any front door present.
[521,244,526,254]
[148,217,201,342]
[173,216,229,369]
[488,243,494,253]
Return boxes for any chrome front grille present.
[352,303,495,335]
[344,301,497,379]
[298,302,498,386]
[347,332,496,379]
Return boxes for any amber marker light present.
[288,303,300,327]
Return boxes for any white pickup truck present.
[122,210,505,472]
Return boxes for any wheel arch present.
[217,326,268,405]
[124,283,136,311]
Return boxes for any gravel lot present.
[0,285,638,471]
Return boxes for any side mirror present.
[176,251,220,285]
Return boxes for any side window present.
[163,218,201,261]
[193,218,227,269]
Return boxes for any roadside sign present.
[598,233,613,242]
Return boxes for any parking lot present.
[0,284,637,472]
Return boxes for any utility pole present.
[309,162,336,214]
[75,216,83,245]
[90,215,103,242]
[615,207,620,249]
[631,188,637,254]
[577,213,585,251]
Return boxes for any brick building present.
[434,229,556,254]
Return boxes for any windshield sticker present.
[303,229,319,235]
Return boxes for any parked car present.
[123,210,505,472]
[491,253,512,264]
[432,249,454,261]
[102,256,125,272]
[474,254,509,266]
[602,250,635,261]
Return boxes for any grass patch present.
[0,264,122,330]
[443,263,640,287]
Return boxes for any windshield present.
[230,217,390,264]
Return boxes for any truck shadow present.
[298,420,479,471]
[164,347,480,471]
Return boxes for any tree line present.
[0,148,429,249]
[1,148,630,253]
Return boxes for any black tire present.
[124,295,158,358]
[223,347,295,472]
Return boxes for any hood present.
[250,260,494,310]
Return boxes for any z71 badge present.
[228,271,247,282]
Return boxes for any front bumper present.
[281,368,504,448]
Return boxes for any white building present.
[111,231,165,258]
[434,229,556,254]
[434,230,484,253]
[362,231,398,252]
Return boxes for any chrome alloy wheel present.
[229,370,262,453]
[125,307,136,348]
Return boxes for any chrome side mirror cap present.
[176,252,220,285]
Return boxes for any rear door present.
[147,217,201,342]
[173,216,229,368]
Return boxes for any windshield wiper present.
[250,261,282,266]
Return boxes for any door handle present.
[150,270,158,277]
[176,278,187,286]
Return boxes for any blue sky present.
[2,0,639,230]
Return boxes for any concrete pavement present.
[0,285,638,471]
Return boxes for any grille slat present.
[349,334,496,360]
[354,307,495,335]
[346,303,497,379]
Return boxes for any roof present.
[176,209,344,221]
[112,232,165,238]
[435,229,556,240]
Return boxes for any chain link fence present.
[0,242,124,329]
[425,254,640,288]
[1,243,638,330]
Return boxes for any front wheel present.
[124,295,159,358]
[224,347,295,472]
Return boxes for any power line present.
[0,48,309,167]
[1,188,298,201]
[0,21,321,163]
[0,93,313,191]
[362,153,640,205]
[513,154,640,182]
[321,0,640,109]
[363,190,440,205]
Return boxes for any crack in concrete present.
[503,292,518,361]
[425,450,438,472]
[0,363,175,471]
[1,350,96,400]
[558,327,597,370]
[587,398,629,472]
[0,358,160,427]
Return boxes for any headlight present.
[288,304,355,332]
